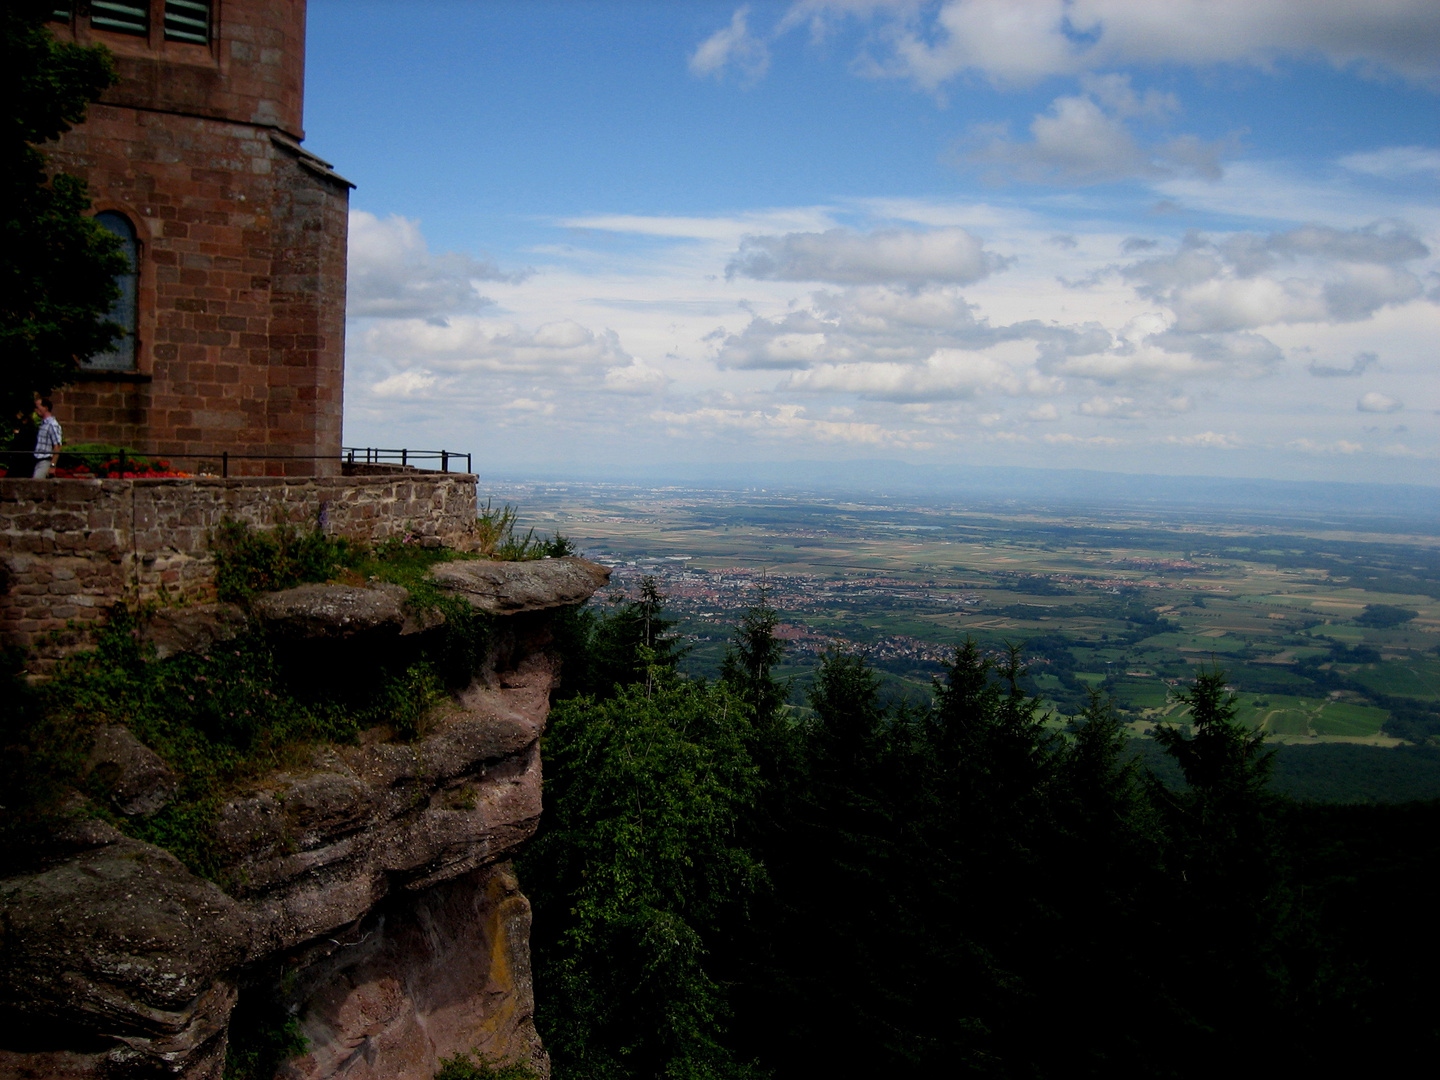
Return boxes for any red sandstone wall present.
[45,2,349,476]
[50,0,307,139]
[0,474,479,658]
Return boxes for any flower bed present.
[51,457,191,479]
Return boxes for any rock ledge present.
[431,557,611,614]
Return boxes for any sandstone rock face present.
[250,583,410,640]
[214,649,552,956]
[432,557,611,614]
[280,863,547,1080]
[140,603,248,660]
[0,842,249,1078]
[85,725,180,816]
[0,560,607,1080]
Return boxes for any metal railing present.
[1,447,473,479]
[343,447,473,474]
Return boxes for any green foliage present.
[718,590,789,732]
[1354,602,1419,628]
[1,558,491,878]
[434,1051,541,1080]
[536,605,1395,1074]
[16,612,360,877]
[56,442,139,471]
[223,985,308,1080]
[521,673,766,1080]
[1155,666,1274,797]
[210,518,352,604]
[2,3,127,413]
[563,576,688,700]
[475,500,573,560]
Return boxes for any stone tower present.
[45,1,350,475]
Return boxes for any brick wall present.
[44,2,349,476]
[0,474,479,658]
[50,1,308,140]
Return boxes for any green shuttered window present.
[90,2,149,36]
[164,1,211,44]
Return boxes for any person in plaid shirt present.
[33,398,61,479]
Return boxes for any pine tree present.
[574,575,687,698]
[1151,666,1291,1069]
[719,587,789,732]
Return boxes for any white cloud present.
[1078,395,1146,418]
[1041,432,1123,446]
[1075,394,1195,419]
[966,96,1155,184]
[343,193,1438,485]
[347,212,525,319]
[1080,72,1178,120]
[1358,391,1403,413]
[603,361,673,394]
[689,6,770,83]
[788,0,1440,89]
[506,397,556,415]
[369,370,437,398]
[713,285,981,370]
[1164,431,1242,449]
[1042,330,1283,383]
[1267,222,1429,264]
[360,317,631,376]
[727,226,1006,285]
[783,350,1047,401]
[1308,351,1379,377]
[651,403,928,447]
[1289,438,1365,454]
[962,83,1230,185]
[1340,146,1440,179]
[1121,223,1431,332]
[559,208,837,243]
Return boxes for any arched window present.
[87,211,139,372]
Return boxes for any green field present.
[489,479,1440,756]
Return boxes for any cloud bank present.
[782,0,1440,89]
[727,226,1007,285]
[348,212,528,320]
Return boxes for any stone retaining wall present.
[0,473,478,657]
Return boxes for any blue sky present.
[306,1,1440,486]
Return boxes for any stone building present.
[44,0,350,476]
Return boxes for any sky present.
[304,0,1440,487]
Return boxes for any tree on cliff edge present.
[2,2,125,419]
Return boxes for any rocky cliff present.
[0,557,609,1080]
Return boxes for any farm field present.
[486,478,1440,772]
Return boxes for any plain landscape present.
[489,471,1440,802]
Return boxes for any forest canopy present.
[518,578,1440,1079]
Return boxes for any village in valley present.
[485,479,1440,769]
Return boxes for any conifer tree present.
[571,575,686,698]
[719,587,789,733]
[1151,666,1290,1068]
